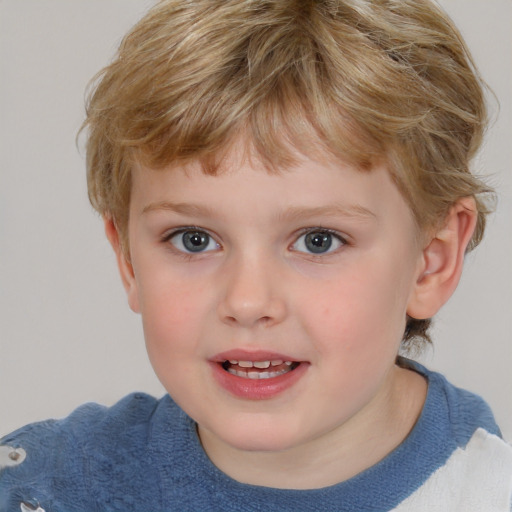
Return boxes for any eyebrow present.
[142,201,216,217]
[278,204,377,222]
[142,201,376,221]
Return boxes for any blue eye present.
[293,230,345,255]
[169,229,219,253]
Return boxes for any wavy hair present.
[83,0,493,348]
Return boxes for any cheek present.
[139,281,210,397]
[298,262,410,353]
[137,272,209,357]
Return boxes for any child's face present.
[121,146,425,454]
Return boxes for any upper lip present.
[211,349,301,363]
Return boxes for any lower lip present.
[210,362,308,400]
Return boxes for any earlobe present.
[104,217,140,313]
[407,197,477,320]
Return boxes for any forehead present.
[130,145,417,234]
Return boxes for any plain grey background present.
[1,0,511,440]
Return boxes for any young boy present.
[1,0,511,510]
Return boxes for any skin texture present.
[106,146,476,489]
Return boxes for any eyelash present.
[160,226,349,257]
[161,227,220,258]
[291,227,348,256]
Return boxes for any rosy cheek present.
[145,301,193,337]
[143,275,211,338]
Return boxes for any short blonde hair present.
[83,0,493,347]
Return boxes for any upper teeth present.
[228,360,291,368]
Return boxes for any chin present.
[211,418,307,453]
[230,437,291,453]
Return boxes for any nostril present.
[222,314,274,327]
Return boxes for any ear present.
[104,217,140,313]
[407,197,477,320]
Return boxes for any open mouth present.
[221,359,300,380]
[212,353,308,398]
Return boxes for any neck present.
[198,365,427,490]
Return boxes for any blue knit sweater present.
[1,362,511,511]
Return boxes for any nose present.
[217,253,287,328]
